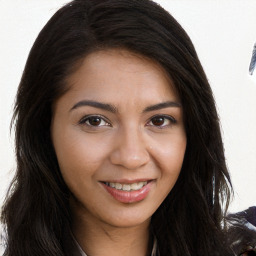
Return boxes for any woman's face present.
[51,49,187,228]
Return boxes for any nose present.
[109,127,150,170]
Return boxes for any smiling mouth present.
[102,181,149,192]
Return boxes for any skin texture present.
[51,49,187,256]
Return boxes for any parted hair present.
[1,0,233,255]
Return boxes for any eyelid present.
[77,114,176,128]
[146,114,177,127]
[78,114,111,127]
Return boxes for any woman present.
[0,0,238,255]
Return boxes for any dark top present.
[227,206,256,256]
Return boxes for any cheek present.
[147,133,186,205]
[152,133,187,176]
[52,127,109,183]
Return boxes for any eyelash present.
[79,115,111,127]
[146,114,177,128]
[78,114,177,128]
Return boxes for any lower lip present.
[101,182,152,203]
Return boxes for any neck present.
[71,205,151,256]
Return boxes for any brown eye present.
[87,117,102,126]
[79,115,110,127]
[151,116,165,126]
[147,115,176,128]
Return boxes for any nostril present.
[109,131,150,169]
[109,145,150,170]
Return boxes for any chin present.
[103,213,151,229]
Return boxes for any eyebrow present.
[143,101,181,112]
[70,100,118,113]
[70,100,181,113]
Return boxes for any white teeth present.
[105,181,148,191]
[115,183,122,190]
[131,182,143,190]
[122,184,131,191]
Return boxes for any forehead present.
[60,49,180,108]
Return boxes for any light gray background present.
[1,0,256,223]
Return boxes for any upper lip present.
[100,178,153,184]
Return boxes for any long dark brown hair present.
[1,0,233,255]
